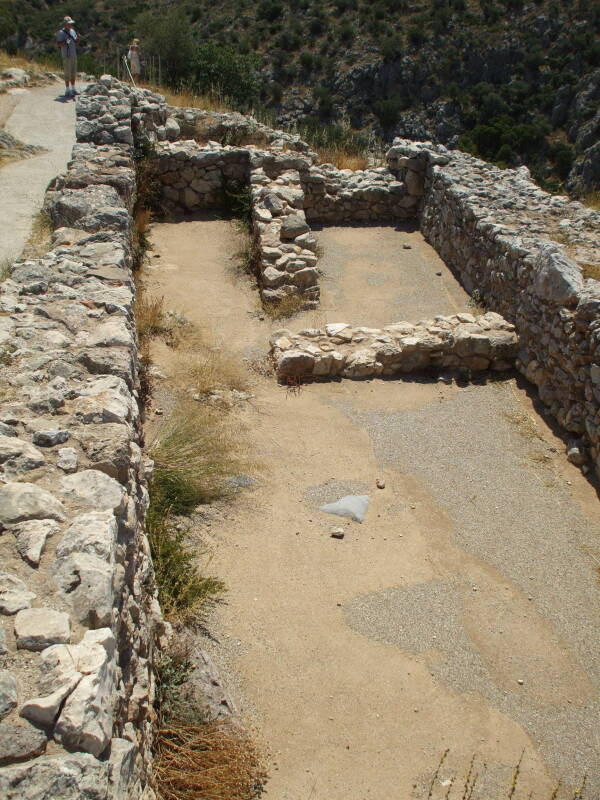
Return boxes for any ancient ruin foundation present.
[0,76,598,798]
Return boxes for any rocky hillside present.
[2,0,599,195]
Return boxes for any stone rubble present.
[1,72,598,797]
[0,75,159,800]
[272,312,518,379]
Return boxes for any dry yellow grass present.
[317,147,369,170]
[169,327,250,395]
[21,209,53,259]
[154,721,267,800]
[582,191,600,211]
[581,262,600,282]
[155,87,235,114]
[0,50,57,76]
[134,283,167,343]
[263,293,306,320]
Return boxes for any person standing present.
[127,38,142,84]
[55,16,79,98]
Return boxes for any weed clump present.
[149,400,248,512]
[153,643,266,799]
[263,292,306,320]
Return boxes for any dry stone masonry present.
[0,75,162,800]
[388,139,600,478]
[1,73,598,798]
[272,313,518,379]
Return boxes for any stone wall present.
[0,76,160,800]
[272,313,518,379]
[389,139,600,478]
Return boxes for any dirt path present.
[145,220,600,800]
[0,83,77,263]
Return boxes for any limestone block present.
[276,350,315,377]
[0,670,17,718]
[280,212,309,239]
[532,244,584,307]
[0,572,36,614]
[60,470,127,514]
[56,511,117,563]
[53,554,115,627]
[11,519,59,566]
[72,375,135,425]
[342,350,380,378]
[165,117,181,141]
[0,435,45,477]
[108,738,138,800]
[85,318,133,349]
[0,752,109,800]
[262,267,287,288]
[54,629,117,757]
[14,608,71,651]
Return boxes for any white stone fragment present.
[14,608,71,651]
[56,511,117,562]
[0,482,66,525]
[60,470,126,514]
[0,572,36,615]
[0,752,109,800]
[57,447,78,473]
[54,629,117,757]
[11,519,59,566]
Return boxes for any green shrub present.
[373,95,403,128]
[192,42,262,107]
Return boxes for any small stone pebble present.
[436,271,442,276]
[376,478,385,489]
[403,244,412,249]
[154,408,164,416]
[330,528,345,540]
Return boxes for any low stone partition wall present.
[0,78,158,800]
[272,312,518,379]
[302,162,419,223]
[389,139,600,477]
[251,167,319,307]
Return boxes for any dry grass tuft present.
[21,209,53,259]
[154,721,266,800]
[160,88,235,114]
[263,293,307,320]
[317,147,369,171]
[149,399,251,510]
[582,191,600,212]
[580,262,600,282]
[169,326,250,395]
[135,284,168,343]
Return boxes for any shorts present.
[62,55,77,83]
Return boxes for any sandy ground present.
[145,219,600,800]
[0,82,77,263]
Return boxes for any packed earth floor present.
[144,219,600,800]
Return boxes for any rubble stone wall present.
[272,313,518,379]
[389,139,600,478]
[0,76,160,800]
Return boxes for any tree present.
[136,8,196,86]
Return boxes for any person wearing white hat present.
[55,16,79,98]
[127,38,142,83]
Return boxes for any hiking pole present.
[122,55,136,88]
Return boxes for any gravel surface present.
[335,378,600,791]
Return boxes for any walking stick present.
[123,55,136,88]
